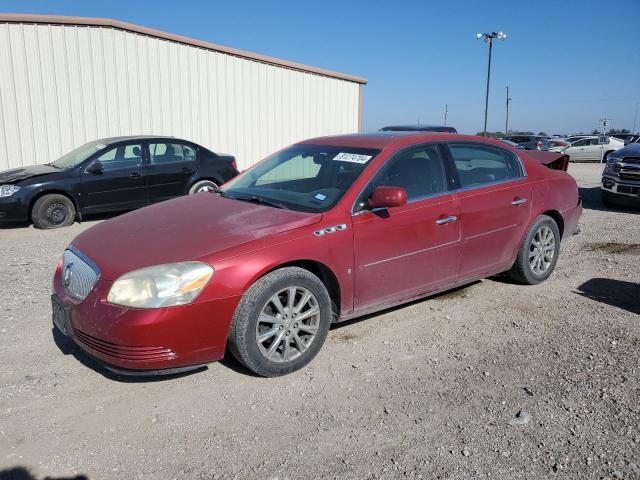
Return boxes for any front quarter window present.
[222,145,380,213]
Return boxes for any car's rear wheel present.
[189,180,218,194]
[507,215,561,285]
[228,267,332,377]
[31,194,76,229]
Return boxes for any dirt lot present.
[1,163,638,480]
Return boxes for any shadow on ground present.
[575,278,640,315]
[0,466,87,480]
[579,186,639,213]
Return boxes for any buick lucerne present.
[52,133,582,377]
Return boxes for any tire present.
[601,191,614,208]
[228,267,332,377]
[507,215,561,285]
[31,194,76,229]
[189,179,218,194]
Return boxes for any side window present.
[572,139,589,147]
[255,154,321,185]
[95,143,143,171]
[358,144,447,208]
[449,143,523,188]
[149,143,197,164]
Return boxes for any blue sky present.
[2,0,639,135]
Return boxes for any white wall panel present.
[0,22,361,171]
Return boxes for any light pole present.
[476,31,507,136]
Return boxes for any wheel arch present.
[29,189,81,221]
[255,259,342,320]
[190,176,223,189]
[540,209,564,238]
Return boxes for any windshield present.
[222,145,381,213]
[51,141,111,169]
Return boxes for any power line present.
[515,97,640,104]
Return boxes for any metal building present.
[0,14,366,171]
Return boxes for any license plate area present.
[52,294,72,337]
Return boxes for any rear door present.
[565,138,590,161]
[352,143,461,311]
[146,141,198,203]
[445,142,531,279]
[80,142,147,213]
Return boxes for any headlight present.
[107,262,214,308]
[0,185,21,197]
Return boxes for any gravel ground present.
[1,163,638,480]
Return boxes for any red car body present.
[52,133,582,373]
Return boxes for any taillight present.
[536,141,544,148]
[231,159,238,171]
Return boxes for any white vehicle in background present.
[560,136,625,162]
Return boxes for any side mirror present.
[368,186,408,209]
[87,161,103,174]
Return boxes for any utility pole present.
[505,86,511,135]
[633,102,639,133]
[444,104,448,126]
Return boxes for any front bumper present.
[601,176,640,206]
[52,263,241,372]
[0,192,30,223]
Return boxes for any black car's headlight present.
[107,262,214,308]
[0,185,21,197]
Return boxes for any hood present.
[71,194,322,280]
[610,143,640,160]
[0,164,61,183]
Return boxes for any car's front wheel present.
[31,194,76,229]
[228,267,332,377]
[507,215,561,285]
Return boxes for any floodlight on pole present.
[476,31,507,136]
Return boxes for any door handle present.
[182,167,194,173]
[512,198,528,206]
[130,172,141,178]
[435,215,457,225]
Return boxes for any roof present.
[0,13,367,85]
[299,132,483,149]
[380,124,452,131]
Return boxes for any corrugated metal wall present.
[0,22,361,171]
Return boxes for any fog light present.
[602,179,615,189]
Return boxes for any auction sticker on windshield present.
[333,152,372,164]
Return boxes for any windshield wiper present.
[214,188,232,198]
[233,195,289,210]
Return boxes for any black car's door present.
[146,141,198,203]
[80,142,148,213]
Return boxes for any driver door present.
[352,144,461,312]
[80,142,148,213]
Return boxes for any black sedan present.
[0,136,238,229]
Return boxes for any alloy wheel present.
[529,225,556,276]
[255,286,320,363]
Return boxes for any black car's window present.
[449,143,524,188]
[149,143,197,164]
[95,143,144,171]
[222,145,380,213]
[355,144,447,211]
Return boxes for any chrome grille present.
[62,248,100,300]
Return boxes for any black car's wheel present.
[507,215,561,285]
[189,180,218,194]
[31,194,76,229]
[228,267,332,377]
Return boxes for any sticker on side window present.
[333,152,372,164]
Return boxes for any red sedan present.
[52,133,582,377]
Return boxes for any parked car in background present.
[601,143,640,207]
[546,138,570,150]
[52,132,581,377]
[0,136,238,229]
[499,139,525,150]
[561,136,624,163]
[564,135,591,144]
[380,125,458,133]
[623,134,640,145]
[503,135,551,151]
